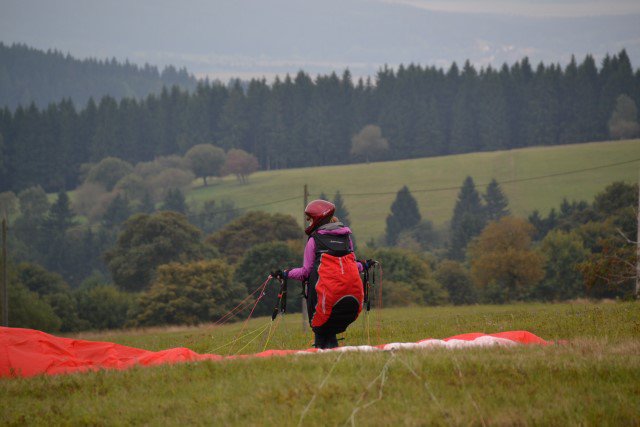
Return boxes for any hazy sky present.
[2,0,639,81]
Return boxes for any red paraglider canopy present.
[0,326,549,378]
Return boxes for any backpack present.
[307,231,364,334]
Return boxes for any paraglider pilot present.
[272,200,373,349]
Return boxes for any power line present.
[194,156,640,217]
[333,157,640,198]
[12,157,640,228]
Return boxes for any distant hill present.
[0,42,198,110]
[186,139,640,243]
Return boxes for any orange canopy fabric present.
[0,327,548,378]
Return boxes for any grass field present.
[2,301,639,425]
[187,139,640,242]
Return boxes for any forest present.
[0,42,197,110]
[1,49,639,194]
[1,169,637,332]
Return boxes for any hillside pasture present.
[187,139,640,242]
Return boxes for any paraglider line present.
[228,276,271,354]
[208,322,272,354]
[344,352,396,427]
[214,282,268,326]
[234,322,272,355]
[298,352,345,427]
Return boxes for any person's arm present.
[287,238,316,281]
[350,235,364,272]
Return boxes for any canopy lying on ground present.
[0,327,548,378]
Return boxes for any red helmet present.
[304,199,335,235]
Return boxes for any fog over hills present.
[2,0,639,81]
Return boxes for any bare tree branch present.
[616,228,638,244]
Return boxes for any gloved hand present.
[271,269,288,280]
[359,259,376,269]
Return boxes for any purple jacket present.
[288,223,364,281]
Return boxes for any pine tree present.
[40,191,77,276]
[414,97,446,156]
[0,133,6,189]
[476,67,509,150]
[44,191,76,233]
[139,190,156,214]
[450,61,479,153]
[385,186,421,245]
[483,179,510,221]
[102,194,131,228]
[162,189,187,214]
[449,176,485,260]
[333,190,350,226]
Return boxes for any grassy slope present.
[2,302,639,425]
[187,139,640,242]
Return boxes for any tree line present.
[1,50,639,194]
[0,42,197,111]
[381,179,637,303]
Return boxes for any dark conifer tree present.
[477,67,509,150]
[40,191,77,276]
[385,186,421,245]
[0,133,6,189]
[450,61,480,153]
[524,63,561,146]
[333,190,350,226]
[528,208,558,241]
[44,191,76,233]
[449,176,485,260]
[483,179,510,221]
[506,57,534,148]
[102,194,131,228]
[139,191,156,214]
[162,188,187,214]
[415,97,446,156]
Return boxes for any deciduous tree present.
[350,124,389,163]
[608,94,640,139]
[535,230,588,301]
[468,216,544,302]
[134,259,245,326]
[366,247,447,305]
[234,241,301,316]
[222,149,259,184]
[105,211,210,291]
[185,143,226,186]
[75,284,130,330]
[85,157,133,191]
[435,260,477,305]
[206,211,301,263]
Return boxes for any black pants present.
[314,332,339,349]
[306,282,359,349]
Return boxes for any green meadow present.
[187,139,640,242]
[2,301,639,425]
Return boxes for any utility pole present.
[636,169,639,299]
[1,216,8,326]
[302,184,309,331]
